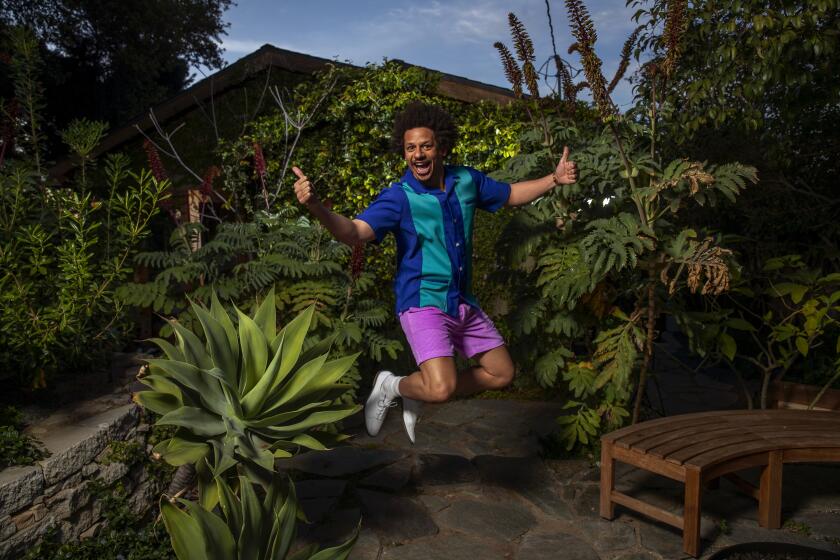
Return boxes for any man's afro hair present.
[391,101,458,155]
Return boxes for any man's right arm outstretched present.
[293,166,375,246]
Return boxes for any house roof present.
[51,44,515,178]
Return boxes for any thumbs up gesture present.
[553,146,578,185]
[292,166,319,206]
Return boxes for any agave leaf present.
[238,476,263,560]
[210,439,239,477]
[180,499,235,560]
[211,291,240,368]
[291,433,329,451]
[248,400,332,428]
[275,305,315,381]
[148,359,227,415]
[149,337,185,362]
[281,384,354,410]
[308,519,361,560]
[216,475,242,530]
[158,407,225,437]
[169,320,213,370]
[204,367,237,392]
[270,354,328,408]
[237,308,270,395]
[258,406,359,435]
[243,433,275,472]
[296,333,336,367]
[195,459,220,512]
[266,480,297,560]
[133,391,181,415]
[253,287,277,342]
[240,337,285,417]
[161,500,207,560]
[277,353,360,408]
[139,373,183,399]
[193,304,238,390]
[158,437,210,466]
[303,432,352,448]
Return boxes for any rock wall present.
[0,403,162,558]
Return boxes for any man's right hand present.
[293,166,319,206]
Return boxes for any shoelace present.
[375,398,398,420]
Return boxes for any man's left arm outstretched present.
[505,145,578,207]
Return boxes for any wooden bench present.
[599,408,840,557]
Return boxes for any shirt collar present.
[401,165,459,195]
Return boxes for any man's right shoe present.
[365,370,396,437]
[402,397,422,444]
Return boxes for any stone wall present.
[0,402,162,558]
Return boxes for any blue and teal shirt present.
[356,165,511,317]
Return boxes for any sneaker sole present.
[364,371,391,437]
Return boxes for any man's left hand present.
[553,146,578,185]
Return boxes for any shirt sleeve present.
[467,167,511,212]
[355,185,403,243]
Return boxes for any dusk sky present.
[205,1,644,109]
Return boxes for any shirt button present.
[455,242,460,247]
[459,266,463,271]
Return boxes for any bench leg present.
[683,469,703,558]
[600,441,615,519]
[758,450,783,529]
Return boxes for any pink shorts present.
[398,303,506,366]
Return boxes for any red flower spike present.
[143,139,168,181]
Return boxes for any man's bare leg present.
[398,345,515,402]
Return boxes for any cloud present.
[221,38,267,54]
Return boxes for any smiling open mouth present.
[413,160,431,175]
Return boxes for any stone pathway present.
[281,399,840,560]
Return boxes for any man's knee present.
[425,380,456,402]
[487,362,515,389]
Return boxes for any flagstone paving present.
[283,398,840,559]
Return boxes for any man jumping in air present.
[293,101,577,443]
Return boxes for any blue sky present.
[207,1,644,109]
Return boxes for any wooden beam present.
[610,491,684,529]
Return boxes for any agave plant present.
[161,475,359,560]
[134,290,361,491]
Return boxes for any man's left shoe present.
[402,397,422,444]
[365,370,397,437]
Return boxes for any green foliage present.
[0,31,167,388]
[24,482,175,560]
[0,425,48,468]
[102,440,144,466]
[632,0,840,268]
[117,211,404,402]
[134,293,360,495]
[491,8,757,451]
[709,255,840,408]
[161,475,358,560]
[0,407,48,468]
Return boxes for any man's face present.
[403,127,446,187]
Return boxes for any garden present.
[1,1,840,559]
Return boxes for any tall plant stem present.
[650,78,657,160]
[608,121,648,226]
[632,277,657,424]
[810,369,840,409]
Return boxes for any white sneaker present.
[365,370,397,437]
[402,397,422,444]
